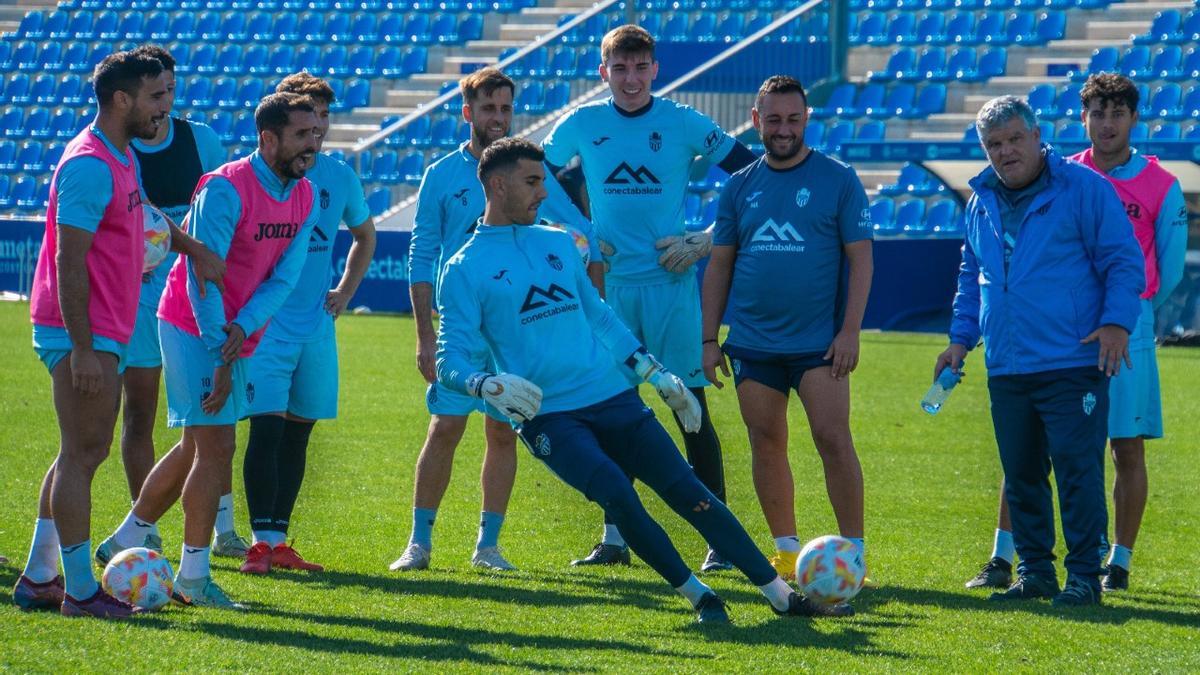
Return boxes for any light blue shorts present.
[243,333,339,420]
[125,303,163,369]
[1108,302,1162,440]
[159,320,247,428]
[606,275,706,388]
[32,324,127,375]
[426,381,508,423]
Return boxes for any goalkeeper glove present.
[655,230,712,274]
[627,348,701,433]
[466,372,542,424]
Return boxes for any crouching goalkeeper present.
[435,137,850,624]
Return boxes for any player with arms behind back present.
[436,137,851,624]
[541,24,758,570]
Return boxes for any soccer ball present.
[795,535,866,605]
[143,204,173,273]
[101,547,174,611]
[546,222,590,265]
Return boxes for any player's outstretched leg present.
[97,439,194,566]
[390,413,467,571]
[670,388,732,573]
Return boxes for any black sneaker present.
[570,543,631,566]
[1101,564,1128,592]
[965,557,1013,589]
[1052,577,1102,607]
[988,573,1060,601]
[699,548,734,573]
[773,592,855,618]
[694,592,730,624]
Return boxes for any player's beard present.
[473,120,508,150]
[277,150,314,180]
[129,112,163,141]
[762,133,803,161]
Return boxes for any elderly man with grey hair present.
[933,95,1144,607]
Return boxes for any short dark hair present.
[131,44,175,72]
[478,137,544,189]
[276,71,336,106]
[254,92,316,137]
[92,50,164,106]
[601,24,655,63]
[755,75,807,108]
[459,66,515,103]
[1080,73,1139,114]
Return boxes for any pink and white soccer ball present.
[142,203,173,273]
[795,535,866,605]
[546,222,590,265]
[101,546,174,611]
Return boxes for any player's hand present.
[597,239,615,273]
[69,347,103,397]
[415,335,437,384]
[655,231,713,274]
[823,328,861,380]
[1081,324,1131,376]
[220,323,246,364]
[472,373,542,424]
[934,343,968,381]
[190,245,226,300]
[702,341,730,389]
[202,364,233,415]
[325,287,352,319]
[649,369,702,433]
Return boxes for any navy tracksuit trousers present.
[988,366,1109,586]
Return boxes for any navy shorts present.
[724,344,831,395]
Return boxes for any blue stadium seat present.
[2,74,32,105]
[975,46,1007,81]
[44,10,69,39]
[661,14,689,43]
[1005,10,1038,44]
[1150,45,1183,80]
[320,45,349,76]
[1055,82,1083,119]
[914,46,947,81]
[15,10,46,39]
[295,45,321,73]
[215,45,242,74]
[170,13,197,41]
[400,151,424,184]
[900,83,945,119]
[342,46,372,77]
[189,44,217,74]
[12,176,40,211]
[857,120,886,141]
[1150,83,1183,119]
[1037,120,1055,141]
[218,12,246,41]
[1182,9,1200,43]
[341,78,370,110]
[67,11,96,40]
[374,45,403,77]
[1072,45,1118,81]
[17,142,43,173]
[1135,9,1181,44]
[146,11,170,40]
[94,10,120,39]
[548,47,577,78]
[962,124,979,143]
[402,46,428,76]
[211,77,238,110]
[236,79,264,108]
[745,12,771,36]
[1186,124,1200,140]
[871,197,897,235]
[854,83,888,119]
[403,116,432,148]
[1028,83,1058,119]
[117,12,145,40]
[1151,122,1181,140]
[351,13,379,44]
[26,107,52,140]
[916,13,945,44]
[515,80,545,114]
[367,187,391,216]
[0,141,16,172]
[30,74,56,105]
[242,44,269,74]
[208,110,234,144]
[9,41,37,72]
[1180,86,1200,119]
[195,11,223,41]
[1120,45,1153,79]
[854,12,886,45]
[872,84,915,119]
[1056,120,1086,141]
[886,12,916,44]
[545,80,570,110]
[869,47,917,81]
[897,199,928,233]
[577,46,600,78]
[691,12,717,42]
[246,11,274,41]
[40,142,64,173]
[430,116,458,148]
[233,112,257,145]
[716,13,744,43]
[405,13,432,43]
[1034,10,1066,43]
[266,45,296,75]
[823,122,855,152]
[945,11,975,44]
[803,121,825,149]
[971,11,1005,46]
[432,13,460,43]
[812,83,855,119]
[187,76,213,108]
[927,198,960,233]
[1130,121,1148,141]
[0,175,11,210]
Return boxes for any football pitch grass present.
[1,302,1197,672]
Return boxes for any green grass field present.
[1,301,1198,672]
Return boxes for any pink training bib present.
[158,157,313,356]
[30,128,144,343]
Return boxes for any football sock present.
[253,530,287,547]
[132,499,161,539]
[660,475,777,586]
[476,511,505,550]
[244,415,287,534]
[114,510,158,548]
[991,528,1015,564]
[1108,545,1132,571]
[759,576,794,611]
[271,419,314,535]
[848,537,865,556]
[214,493,236,536]
[60,540,98,600]
[601,523,625,547]
[774,536,801,554]
[674,574,713,608]
[411,507,437,549]
[23,518,60,583]
[179,544,211,580]
[672,388,726,503]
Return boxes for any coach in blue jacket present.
[934,96,1144,607]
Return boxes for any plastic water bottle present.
[921,367,962,415]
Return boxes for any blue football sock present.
[60,540,98,600]
[476,511,505,549]
[991,529,1015,564]
[411,507,437,549]
[1108,545,1132,571]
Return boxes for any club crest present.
[534,433,552,456]
[649,131,662,152]
[547,253,563,271]
[1082,392,1097,416]
[796,188,811,208]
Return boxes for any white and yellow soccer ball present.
[545,222,590,265]
[101,547,174,611]
[795,535,866,605]
[142,203,173,273]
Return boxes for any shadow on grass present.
[861,583,1200,627]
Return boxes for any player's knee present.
[585,466,643,521]
[427,415,468,445]
[662,475,719,516]
[1110,439,1145,471]
[811,425,855,461]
